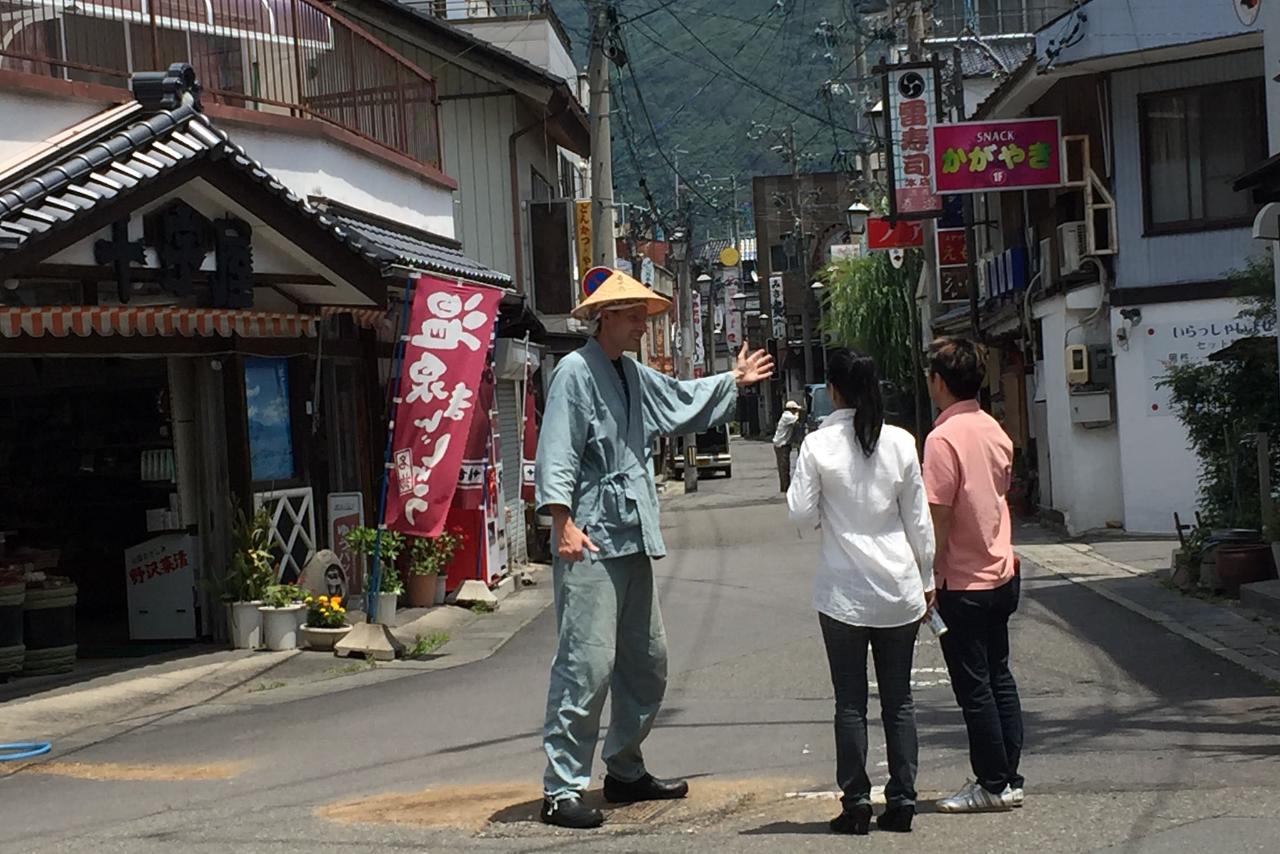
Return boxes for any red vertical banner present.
[385,275,502,538]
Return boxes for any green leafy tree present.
[819,250,922,395]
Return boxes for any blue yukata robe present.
[534,337,738,801]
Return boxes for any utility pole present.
[791,124,815,388]
[676,223,698,492]
[588,0,617,268]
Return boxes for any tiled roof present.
[0,103,383,269]
[696,237,757,264]
[323,207,512,288]
[0,99,505,289]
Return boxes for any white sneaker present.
[1010,787,1024,808]
[935,780,1015,813]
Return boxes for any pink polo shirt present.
[923,400,1015,591]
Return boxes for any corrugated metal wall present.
[496,381,527,567]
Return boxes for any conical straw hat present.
[571,269,672,320]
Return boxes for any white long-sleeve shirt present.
[787,409,935,629]
[772,410,799,447]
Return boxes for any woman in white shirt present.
[787,348,935,835]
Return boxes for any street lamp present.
[845,202,871,236]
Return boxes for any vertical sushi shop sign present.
[880,60,945,221]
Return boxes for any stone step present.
[1240,579,1280,620]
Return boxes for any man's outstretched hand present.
[734,342,775,387]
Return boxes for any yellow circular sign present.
[719,246,741,268]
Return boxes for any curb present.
[1018,550,1280,686]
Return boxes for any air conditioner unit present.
[1058,221,1087,276]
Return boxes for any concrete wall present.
[227,127,455,238]
[1110,297,1256,534]
[455,19,578,83]
[0,93,115,166]
[1034,294,1124,533]
[1109,50,1264,289]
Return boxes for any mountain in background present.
[550,0,873,242]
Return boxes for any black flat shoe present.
[877,804,915,833]
[540,797,604,829]
[603,773,689,804]
[829,803,872,835]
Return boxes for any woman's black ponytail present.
[826,348,884,457]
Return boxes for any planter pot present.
[228,600,263,649]
[374,591,398,626]
[406,572,437,609]
[299,624,353,651]
[435,574,448,606]
[1215,544,1277,597]
[259,605,304,651]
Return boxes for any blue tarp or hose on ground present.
[0,741,51,761]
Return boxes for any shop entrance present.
[0,357,185,655]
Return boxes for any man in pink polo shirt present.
[922,337,1023,814]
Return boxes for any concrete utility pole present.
[791,124,815,388]
[588,0,617,268]
[676,226,698,492]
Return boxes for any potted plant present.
[222,502,277,650]
[259,583,305,651]
[299,594,352,650]
[405,527,466,608]
[345,527,405,625]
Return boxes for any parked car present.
[673,425,732,478]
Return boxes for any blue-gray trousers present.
[542,551,668,802]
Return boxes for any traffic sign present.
[582,266,613,298]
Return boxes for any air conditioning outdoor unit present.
[1058,221,1087,276]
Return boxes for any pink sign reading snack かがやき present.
[932,118,1063,194]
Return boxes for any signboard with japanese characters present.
[386,276,502,538]
[724,280,742,349]
[574,200,593,278]
[881,61,944,220]
[932,118,1064,194]
[867,218,925,251]
[1143,314,1276,416]
[935,196,970,303]
[124,533,198,640]
[768,274,786,340]
[327,492,364,596]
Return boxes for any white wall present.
[1109,51,1264,290]
[228,127,456,238]
[0,94,114,166]
[1111,297,1256,534]
[1034,294,1125,534]
[456,19,578,83]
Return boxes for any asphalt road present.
[3,440,1280,853]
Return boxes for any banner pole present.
[367,276,417,622]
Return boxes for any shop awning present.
[0,307,318,339]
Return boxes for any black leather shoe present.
[876,804,915,833]
[540,797,604,829]
[603,773,689,804]
[829,803,872,835]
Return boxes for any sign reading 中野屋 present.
[867,218,925,251]
[882,61,944,220]
[386,276,502,539]
[932,118,1064,194]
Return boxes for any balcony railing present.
[414,0,571,53]
[0,0,441,168]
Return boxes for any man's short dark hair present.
[928,337,984,400]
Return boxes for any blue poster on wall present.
[244,357,295,482]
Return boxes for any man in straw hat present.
[535,269,773,828]
[772,400,803,492]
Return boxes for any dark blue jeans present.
[819,613,920,810]
[937,574,1025,795]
